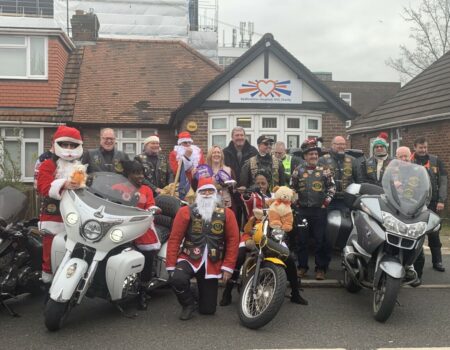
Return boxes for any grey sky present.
[218,0,421,83]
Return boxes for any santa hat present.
[53,126,83,145]
[197,177,216,192]
[372,132,389,150]
[178,131,193,145]
[143,135,160,146]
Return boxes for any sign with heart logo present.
[230,78,302,104]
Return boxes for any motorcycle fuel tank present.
[354,210,385,254]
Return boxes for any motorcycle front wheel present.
[238,262,287,329]
[343,268,362,293]
[373,272,401,322]
[44,299,71,331]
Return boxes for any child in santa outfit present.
[37,126,85,284]
[169,131,205,186]
[115,160,160,310]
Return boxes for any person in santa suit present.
[169,131,205,186]
[113,160,160,310]
[36,126,85,284]
[166,177,239,320]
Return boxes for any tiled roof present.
[323,81,400,116]
[349,51,450,133]
[69,39,221,125]
[0,108,70,123]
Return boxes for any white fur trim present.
[221,266,233,274]
[166,266,175,271]
[54,136,83,144]
[136,242,161,251]
[41,271,53,283]
[49,178,66,200]
[197,184,216,192]
[177,137,193,144]
[39,221,65,235]
[239,241,246,248]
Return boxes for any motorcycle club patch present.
[46,203,57,213]
[432,166,438,174]
[312,181,323,192]
[367,166,374,174]
[193,247,201,255]
[211,220,224,234]
[303,172,309,178]
[315,172,321,177]
[192,219,203,233]
[408,176,419,187]
[114,160,124,173]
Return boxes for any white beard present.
[195,193,218,222]
[174,145,201,168]
[55,158,82,180]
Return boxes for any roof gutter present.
[348,111,450,134]
[0,121,65,127]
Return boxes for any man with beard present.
[362,132,392,186]
[135,135,172,196]
[85,128,129,174]
[239,135,285,190]
[291,137,336,280]
[223,127,258,227]
[166,177,239,320]
[412,136,448,272]
[37,126,85,284]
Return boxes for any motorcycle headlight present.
[81,220,102,241]
[110,229,124,243]
[381,212,426,238]
[66,212,79,225]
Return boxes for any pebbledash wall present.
[351,120,450,208]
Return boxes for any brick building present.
[349,50,450,205]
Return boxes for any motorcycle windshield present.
[0,186,27,224]
[87,172,143,207]
[381,160,431,216]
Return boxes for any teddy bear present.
[267,186,295,232]
[69,164,88,188]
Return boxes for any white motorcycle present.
[44,172,165,331]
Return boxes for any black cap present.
[257,135,275,145]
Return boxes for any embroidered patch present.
[312,181,323,192]
[193,247,201,255]
[47,204,57,214]
[211,220,224,234]
[192,219,203,233]
[303,173,309,178]
[408,176,419,187]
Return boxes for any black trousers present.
[295,207,331,271]
[170,260,218,315]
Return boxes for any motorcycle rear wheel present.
[373,272,401,322]
[343,268,362,293]
[44,299,71,331]
[238,262,287,329]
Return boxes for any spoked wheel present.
[343,268,362,293]
[373,272,401,323]
[238,262,287,329]
[44,299,71,331]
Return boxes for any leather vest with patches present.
[292,165,327,208]
[249,155,280,187]
[136,153,169,189]
[88,149,127,174]
[182,205,226,263]
[319,153,353,195]
[365,157,391,186]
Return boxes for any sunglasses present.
[261,142,273,146]
[58,142,79,149]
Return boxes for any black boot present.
[290,290,308,305]
[219,282,233,306]
[430,247,445,272]
[137,286,149,311]
[179,304,196,321]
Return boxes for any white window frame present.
[207,110,323,149]
[390,128,402,158]
[115,128,158,158]
[369,137,376,157]
[340,92,352,106]
[0,127,43,182]
[0,35,48,80]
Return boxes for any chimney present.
[71,10,100,42]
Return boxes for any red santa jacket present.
[169,146,205,183]
[112,183,160,251]
[166,205,239,278]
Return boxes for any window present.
[287,135,300,148]
[390,128,402,158]
[262,117,277,129]
[0,35,48,79]
[287,117,301,129]
[236,116,252,129]
[115,128,157,158]
[211,135,227,148]
[0,127,43,182]
[307,118,320,131]
[369,137,376,157]
[211,117,227,130]
[339,92,352,106]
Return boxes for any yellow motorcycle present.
[238,209,290,329]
